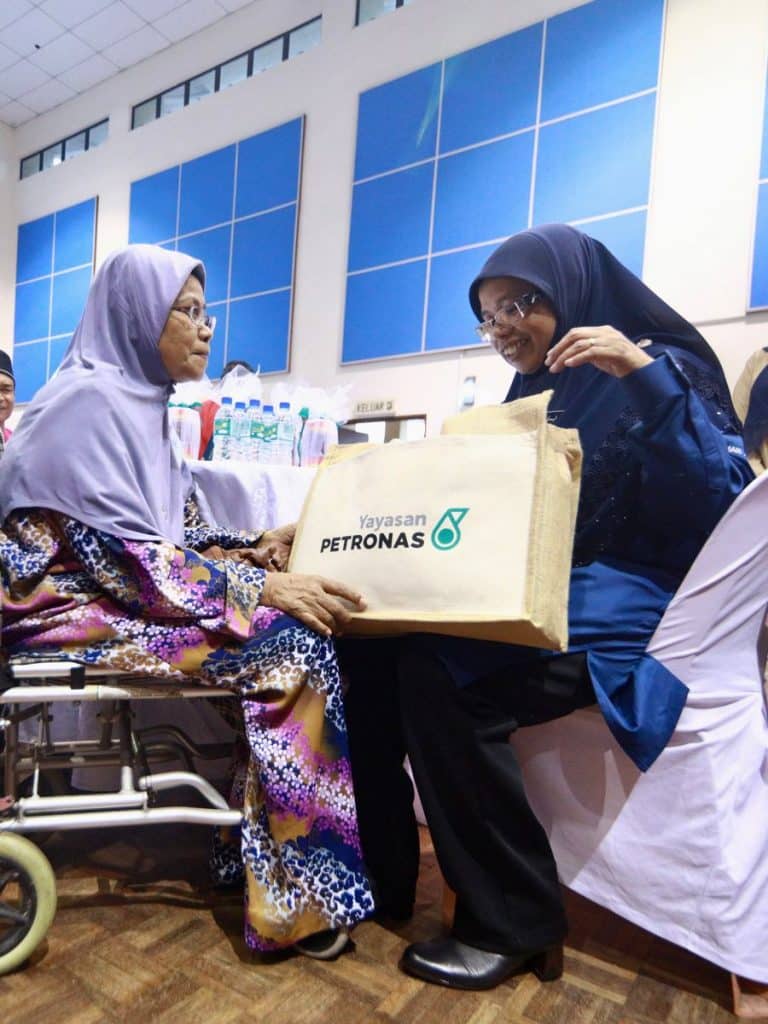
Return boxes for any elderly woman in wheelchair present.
[0,244,372,971]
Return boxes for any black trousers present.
[340,638,595,955]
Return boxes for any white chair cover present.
[190,461,315,533]
[512,472,768,980]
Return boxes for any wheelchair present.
[0,658,240,974]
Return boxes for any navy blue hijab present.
[469,223,734,409]
[743,348,768,456]
[469,224,740,566]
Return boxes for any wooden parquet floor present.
[0,824,741,1024]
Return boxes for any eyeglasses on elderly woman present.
[172,303,217,332]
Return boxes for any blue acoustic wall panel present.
[425,244,498,351]
[178,146,236,236]
[581,210,647,279]
[54,200,98,272]
[13,341,48,402]
[354,65,441,180]
[236,118,303,216]
[129,117,304,375]
[534,93,656,224]
[183,226,231,304]
[129,167,179,245]
[51,267,93,336]
[343,0,664,364]
[432,132,535,252]
[751,70,768,310]
[14,279,51,343]
[228,291,292,375]
[16,216,53,282]
[751,183,768,309]
[230,205,297,296]
[541,0,664,122]
[348,165,434,271]
[13,197,97,403]
[440,25,542,153]
[344,261,427,362]
[49,335,73,374]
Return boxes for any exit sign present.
[352,397,396,417]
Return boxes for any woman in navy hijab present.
[342,224,753,990]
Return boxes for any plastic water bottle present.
[212,396,234,460]
[247,398,262,462]
[275,401,294,466]
[260,404,276,464]
[232,401,248,460]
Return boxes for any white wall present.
[0,121,16,361]
[645,0,768,385]
[1,0,768,431]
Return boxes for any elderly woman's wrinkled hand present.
[545,325,654,378]
[260,572,366,637]
[255,523,296,570]
[199,544,278,569]
[200,523,297,572]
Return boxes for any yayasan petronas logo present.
[430,507,469,551]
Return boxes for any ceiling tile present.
[0,41,19,71]
[122,0,187,19]
[28,33,95,75]
[56,51,118,90]
[20,76,77,113]
[103,24,168,69]
[0,0,254,126]
[74,3,144,49]
[40,0,114,31]
[0,98,36,126]
[218,0,256,10]
[0,1,33,32]
[0,8,64,57]
[154,0,226,44]
[0,58,48,99]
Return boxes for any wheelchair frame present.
[0,659,240,973]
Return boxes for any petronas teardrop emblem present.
[430,507,469,551]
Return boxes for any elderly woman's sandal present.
[293,927,350,961]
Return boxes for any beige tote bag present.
[288,391,581,650]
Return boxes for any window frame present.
[130,16,322,131]
[20,118,109,181]
[355,0,409,27]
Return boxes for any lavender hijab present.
[0,244,205,545]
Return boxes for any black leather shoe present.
[399,936,563,990]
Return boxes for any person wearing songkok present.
[733,346,768,474]
[342,224,753,989]
[0,244,372,959]
[0,351,15,456]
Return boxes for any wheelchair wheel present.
[0,833,57,974]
